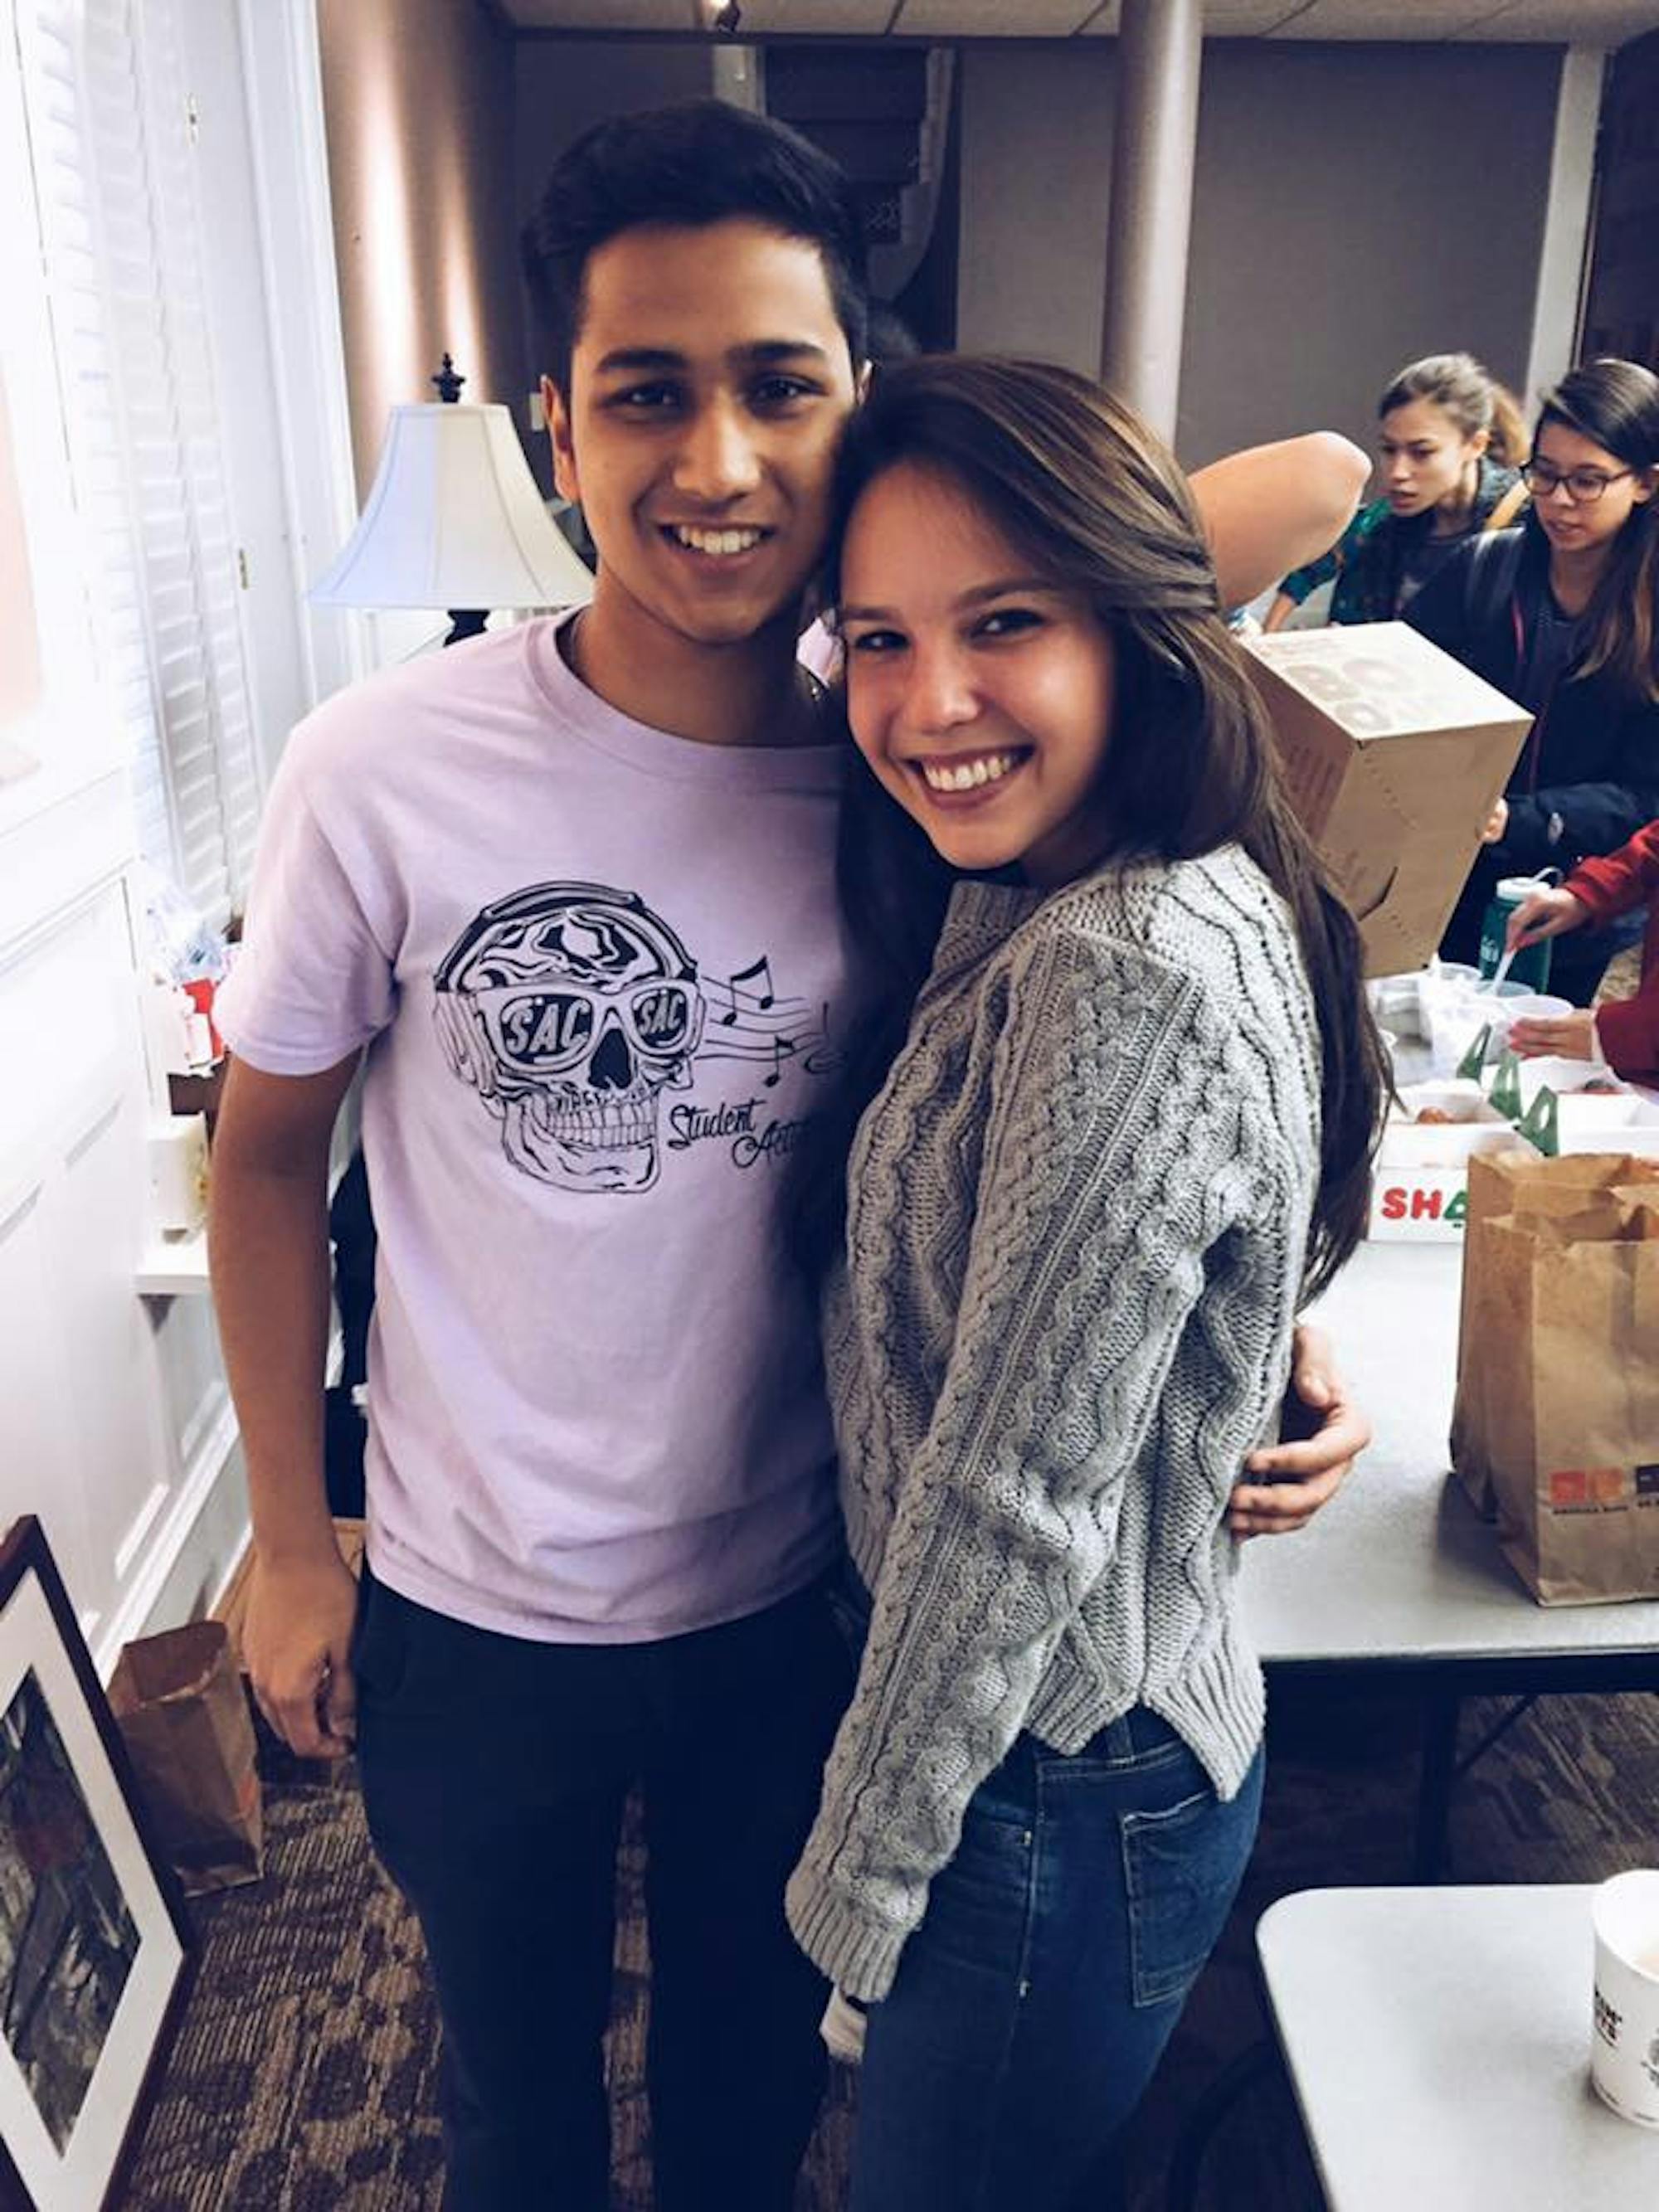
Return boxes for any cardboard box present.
[1370,1164,1484,1240]
[1368,1116,1533,1242]
[1242,622,1532,975]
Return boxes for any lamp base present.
[443,608,489,648]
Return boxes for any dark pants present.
[353,1566,854,2212]
[850,1711,1265,2212]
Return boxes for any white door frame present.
[233,0,367,716]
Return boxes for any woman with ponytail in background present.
[1264,351,1527,630]
[1408,357,1659,1003]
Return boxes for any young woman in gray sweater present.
[784,356,1385,2210]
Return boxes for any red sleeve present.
[1595,989,1659,1084]
[1566,817,1659,924]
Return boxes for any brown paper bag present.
[1452,1150,1659,1514]
[109,1619,264,1892]
[1450,1151,1659,1604]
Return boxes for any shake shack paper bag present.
[1451,1150,1659,1603]
[109,1619,264,1892]
[1452,1149,1641,1514]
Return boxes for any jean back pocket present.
[1119,1754,1262,2009]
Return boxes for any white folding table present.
[1257,1884,1659,2210]
[1243,1239,1659,1876]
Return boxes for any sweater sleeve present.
[785,932,1255,2001]
[1594,989,1659,1082]
[1277,544,1336,606]
[1564,816,1659,925]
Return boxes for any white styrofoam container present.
[1511,1057,1659,1154]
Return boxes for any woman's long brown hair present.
[1538,358,1659,705]
[788,355,1386,1300]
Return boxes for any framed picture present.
[0,1518,192,2211]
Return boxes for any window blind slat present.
[18,0,263,927]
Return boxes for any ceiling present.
[497,0,1659,46]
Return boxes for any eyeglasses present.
[1520,462,1636,504]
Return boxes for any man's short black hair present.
[523,100,869,398]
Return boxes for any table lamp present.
[310,355,594,645]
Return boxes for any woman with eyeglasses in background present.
[1407,357,1659,1004]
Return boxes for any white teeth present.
[919,751,1023,794]
[673,525,764,557]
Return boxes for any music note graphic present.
[762,1035,797,1088]
[713,955,776,1025]
[803,1000,844,1077]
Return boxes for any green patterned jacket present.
[1278,456,1525,624]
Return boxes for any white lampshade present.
[309,401,594,611]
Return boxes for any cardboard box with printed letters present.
[1242,622,1532,975]
[1367,1111,1534,1242]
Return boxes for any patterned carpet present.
[123,1680,1659,2211]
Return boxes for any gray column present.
[1523,47,1604,409]
[1100,0,1204,445]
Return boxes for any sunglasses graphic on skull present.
[435,882,710,1194]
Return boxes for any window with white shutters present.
[14,0,262,928]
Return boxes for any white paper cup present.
[1502,991,1574,1025]
[1591,1869,1659,2125]
[1423,979,1530,1074]
[1483,990,1571,1060]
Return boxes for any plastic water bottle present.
[1478,873,1556,992]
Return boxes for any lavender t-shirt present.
[217,615,857,1641]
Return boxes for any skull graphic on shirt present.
[434,882,707,1192]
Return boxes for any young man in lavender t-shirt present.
[211,102,1369,2212]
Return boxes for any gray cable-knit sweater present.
[785,847,1323,2002]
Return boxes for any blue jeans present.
[850,1709,1265,2212]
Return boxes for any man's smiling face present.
[547,217,861,655]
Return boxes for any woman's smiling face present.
[838,463,1118,888]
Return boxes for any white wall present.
[0,775,246,1671]
[0,481,240,1671]
[0,0,345,1671]
[956,40,1572,472]
[0,765,148,1659]
[1180,42,1565,468]
[957,42,1117,377]
[0,20,220,1677]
